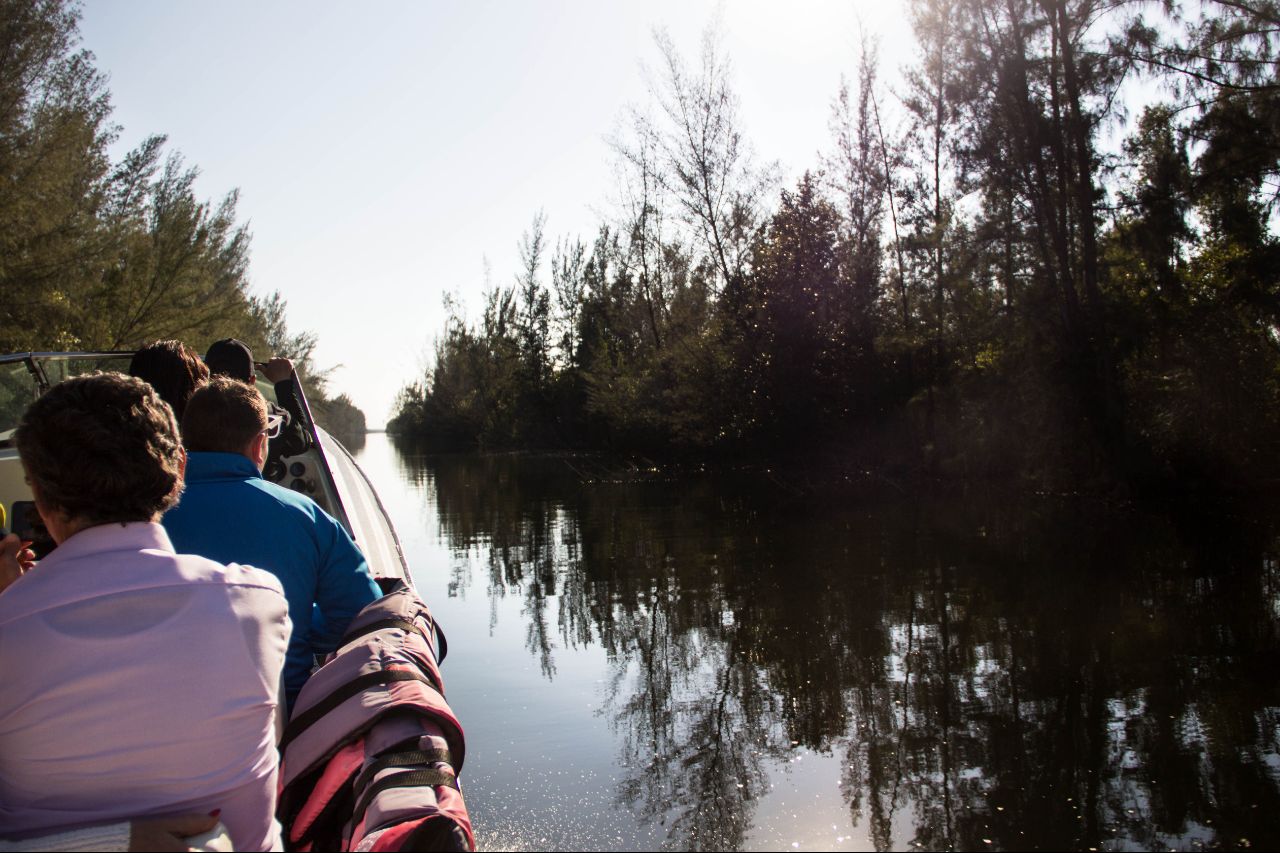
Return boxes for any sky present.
[78,1,916,427]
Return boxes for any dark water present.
[353,434,1280,852]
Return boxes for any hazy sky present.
[79,1,915,426]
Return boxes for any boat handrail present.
[0,351,135,364]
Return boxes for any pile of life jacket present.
[278,581,474,852]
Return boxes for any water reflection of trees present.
[403,448,1280,852]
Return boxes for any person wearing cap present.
[163,377,381,710]
[204,338,310,461]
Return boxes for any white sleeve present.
[0,823,132,852]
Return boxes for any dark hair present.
[15,373,185,524]
[129,340,209,422]
[182,376,268,455]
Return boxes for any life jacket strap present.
[342,616,449,664]
[352,747,454,796]
[343,617,426,644]
[282,670,433,749]
[352,768,459,826]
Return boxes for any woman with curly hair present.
[0,373,291,851]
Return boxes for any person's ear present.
[171,448,187,499]
[28,480,71,542]
[249,432,269,469]
[28,480,53,528]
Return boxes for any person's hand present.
[0,534,35,594]
[128,814,220,852]
[261,357,295,384]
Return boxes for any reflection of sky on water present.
[355,437,665,850]
[355,435,1280,851]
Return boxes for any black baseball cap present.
[205,338,255,383]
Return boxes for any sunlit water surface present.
[352,434,1280,852]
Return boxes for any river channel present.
[352,433,1280,852]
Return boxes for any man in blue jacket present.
[164,377,381,708]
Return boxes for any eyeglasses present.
[263,413,284,439]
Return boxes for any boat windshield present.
[0,353,137,442]
[0,352,282,443]
[254,376,279,407]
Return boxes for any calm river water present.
[352,433,1280,852]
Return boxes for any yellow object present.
[0,450,35,534]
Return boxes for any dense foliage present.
[391,1,1280,491]
[0,0,365,438]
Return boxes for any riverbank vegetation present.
[391,0,1280,493]
[0,0,365,441]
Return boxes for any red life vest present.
[278,582,475,851]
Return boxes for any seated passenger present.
[0,373,290,852]
[0,812,222,852]
[204,338,310,459]
[128,340,209,423]
[164,377,381,709]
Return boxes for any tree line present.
[0,0,366,444]
[390,0,1280,491]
